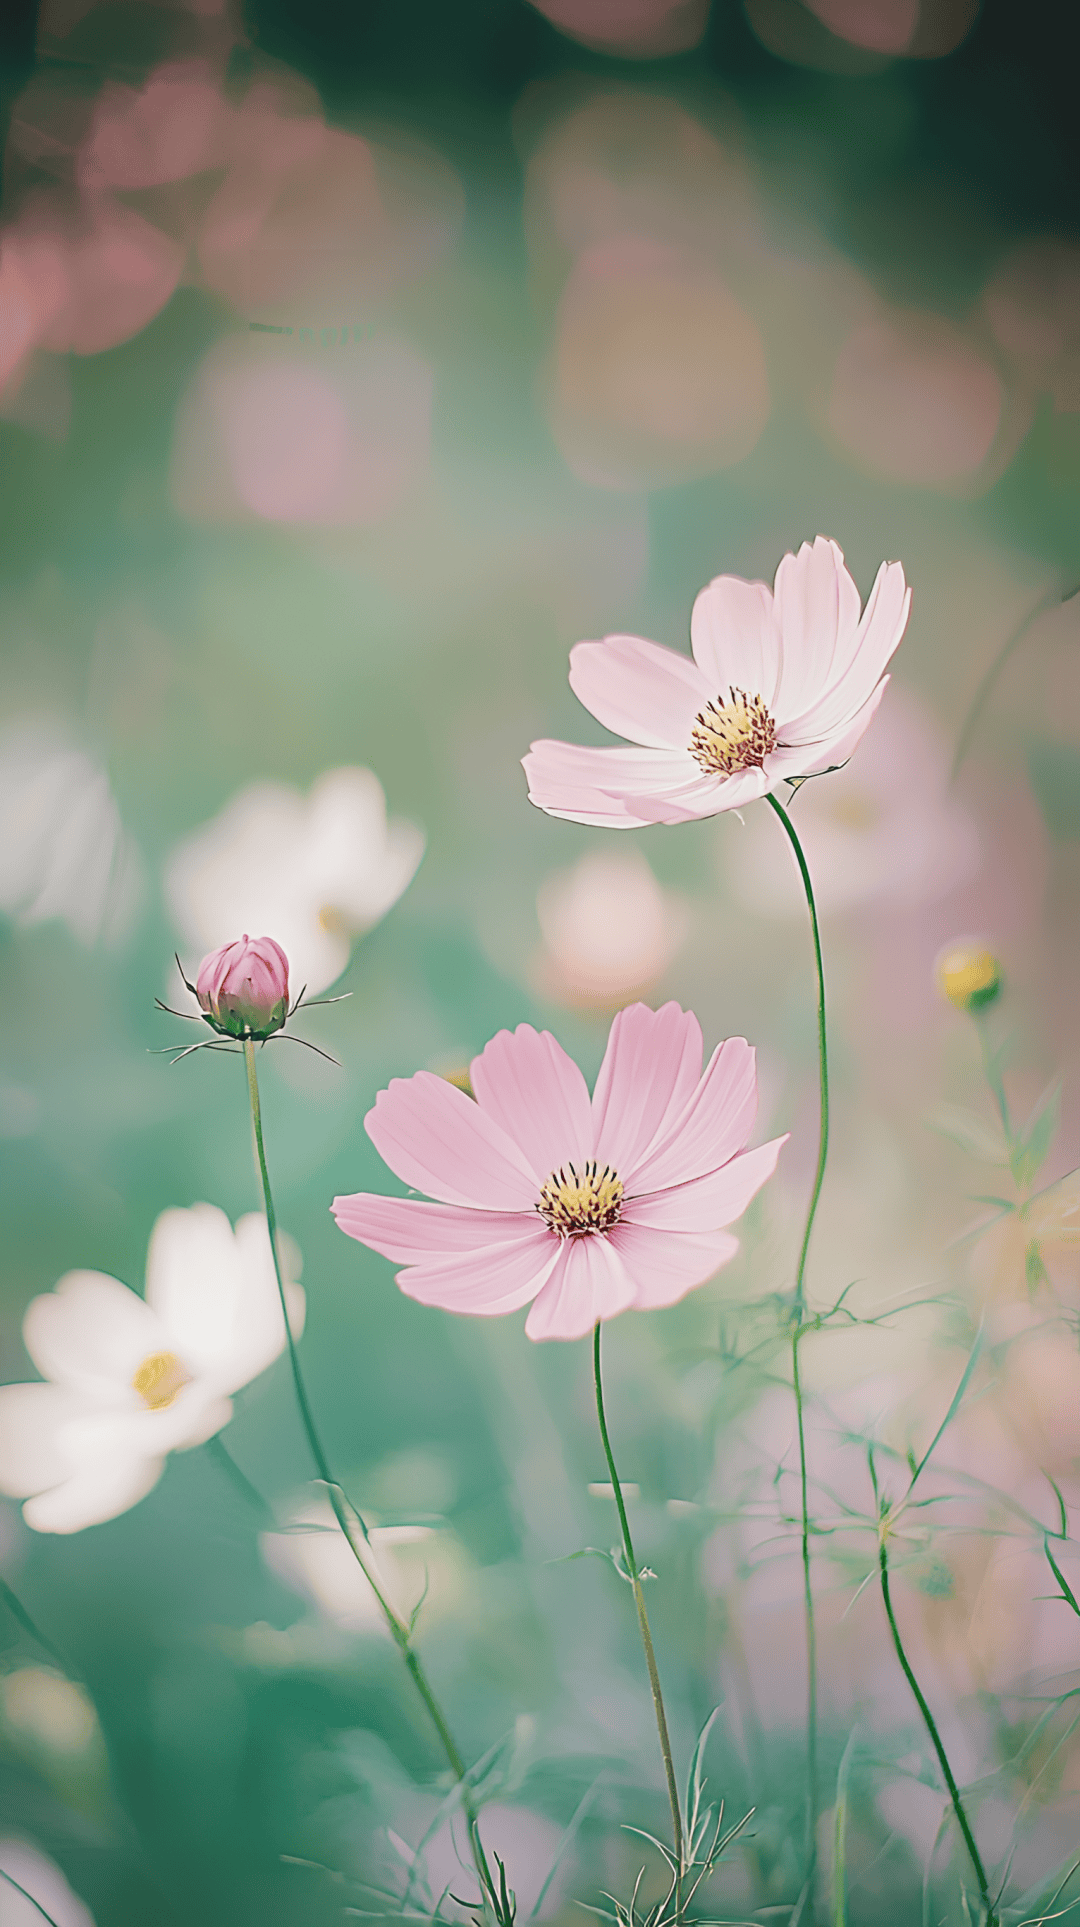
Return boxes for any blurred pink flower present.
[548,236,770,490]
[170,335,433,527]
[828,308,1006,488]
[523,536,909,827]
[77,59,226,192]
[534,846,689,1008]
[525,0,710,58]
[195,933,290,1040]
[725,687,980,916]
[196,82,463,319]
[983,238,1080,414]
[333,1001,785,1342]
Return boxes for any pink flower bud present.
[195,934,290,1039]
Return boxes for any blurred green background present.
[2,0,1080,1920]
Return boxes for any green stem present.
[765,794,829,1312]
[593,1321,685,1902]
[0,1578,67,1671]
[766,791,829,1901]
[792,1325,817,1884]
[878,1533,996,1924]
[241,1040,494,1913]
[972,1008,1011,1146]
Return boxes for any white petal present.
[22,1273,165,1396]
[21,1449,165,1534]
[0,1383,88,1496]
[65,1385,234,1457]
[304,767,425,926]
[0,1838,97,1927]
[149,1204,303,1395]
[145,1203,246,1375]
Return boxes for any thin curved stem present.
[593,1321,685,1906]
[0,1578,67,1671]
[951,582,1078,785]
[241,1041,496,1914]
[765,794,829,1313]
[766,791,830,1907]
[878,1533,996,1924]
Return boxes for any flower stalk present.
[877,1525,996,1924]
[765,791,829,1898]
[592,1319,685,1906]
[241,1039,501,1921]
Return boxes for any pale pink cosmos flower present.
[523,535,910,827]
[332,1002,785,1342]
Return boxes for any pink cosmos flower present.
[332,1002,785,1342]
[522,536,910,827]
[195,933,290,1039]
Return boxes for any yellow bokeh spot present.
[936,943,1001,1012]
[132,1350,189,1410]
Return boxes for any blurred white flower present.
[725,688,980,917]
[0,1838,95,1927]
[419,1800,569,1922]
[0,1205,304,1535]
[534,846,688,1008]
[0,723,142,945]
[1,1668,98,1755]
[263,1499,465,1635]
[165,767,424,997]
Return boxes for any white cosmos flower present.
[0,1838,96,1927]
[0,1205,304,1535]
[164,766,424,997]
[0,722,142,946]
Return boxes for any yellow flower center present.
[690,688,777,777]
[132,1351,190,1411]
[537,1161,624,1238]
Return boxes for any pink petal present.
[609,1221,739,1310]
[592,1002,704,1181]
[689,575,781,707]
[396,1225,562,1315]
[634,1037,758,1190]
[470,1025,594,1183]
[780,562,909,745]
[524,1234,636,1341]
[772,537,862,718]
[625,1136,786,1231]
[365,1072,539,1210]
[622,766,766,822]
[568,635,708,751]
[831,556,909,691]
[523,739,702,828]
[773,679,890,779]
[332,1191,535,1260]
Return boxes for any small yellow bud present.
[935,940,1002,1013]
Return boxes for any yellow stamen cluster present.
[690,687,777,777]
[132,1350,190,1411]
[537,1161,624,1238]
